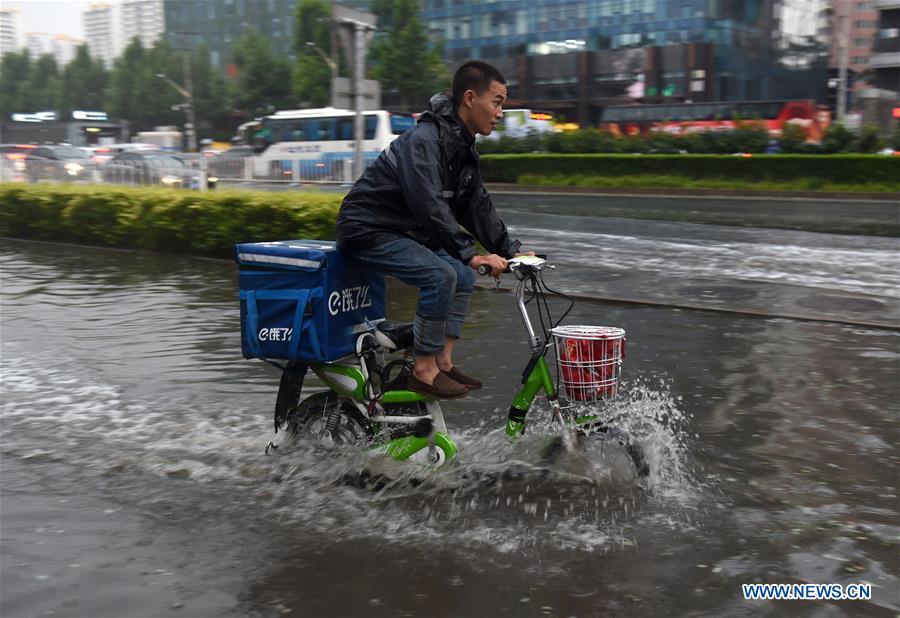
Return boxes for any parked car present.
[101,150,215,189]
[0,144,37,182]
[24,145,95,183]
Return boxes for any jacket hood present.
[419,93,474,145]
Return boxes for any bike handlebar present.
[476,254,549,277]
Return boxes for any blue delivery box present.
[234,240,385,363]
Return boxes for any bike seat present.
[376,320,414,351]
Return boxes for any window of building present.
[854,20,876,28]
[853,38,871,47]
[856,2,872,10]
[851,56,868,65]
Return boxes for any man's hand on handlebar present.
[470,254,508,278]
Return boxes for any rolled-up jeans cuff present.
[445,290,471,339]
[413,314,447,356]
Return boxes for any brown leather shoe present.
[442,366,482,390]
[406,372,469,399]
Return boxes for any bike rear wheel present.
[282,391,371,446]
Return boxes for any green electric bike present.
[266,255,649,477]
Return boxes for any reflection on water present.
[1,239,897,617]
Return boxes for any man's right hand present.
[469,254,508,278]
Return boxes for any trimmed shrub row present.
[478,123,900,155]
[480,154,900,188]
[0,184,341,257]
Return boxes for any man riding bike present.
[336,60,528,400]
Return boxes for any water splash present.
[2,344,699,554]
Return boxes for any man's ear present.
[463,89,475,109]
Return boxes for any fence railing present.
[0,154,374,190]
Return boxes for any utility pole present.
[334,4,376,180]
[182,53,197,152]
[353,20,366,179]
[837,10,850,124]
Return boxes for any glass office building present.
[163,0,298,74]
[419,0,814,123]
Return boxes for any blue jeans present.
[342,237,475,356]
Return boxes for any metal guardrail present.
[210,155,368,184]
[0,154,376,189]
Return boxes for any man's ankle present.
[412,365,440,384]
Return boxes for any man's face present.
[465,80,507,136]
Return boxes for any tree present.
[856,123,884,153]
[29,55,61,112]
[369,0,449,111]
[59,45,108,118]
[0,50,33,114]
[292,0,334,108]
[107,38,147,124]
[822,122,856,153]
[130,38,185,130]
[230,32,293,117]
[779,123,807,153]
[190,43,231,139]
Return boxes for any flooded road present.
[1,231,897,617]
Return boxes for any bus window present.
[288,121,304,141]
[337,117,353,140]
[333,116,378,140]
[390,114,415,135]
[319,118,336,141]
[304,119,320,141]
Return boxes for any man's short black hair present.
[452,60,506,105]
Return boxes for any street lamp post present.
[306,41,338,108]
[156,69,197,152]
[156,69,206,191]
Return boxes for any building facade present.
[84,3,118,67]
[826,0,880,75]
[163,0,298,74]
[0,7,24,55]
[871,0,900,92]
[25,33,82,67]
[419,0,829,124]
[121,0,165,50]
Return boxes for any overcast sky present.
[6,0,95,41]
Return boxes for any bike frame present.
[306,332,458,465]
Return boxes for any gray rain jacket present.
[335,93,521,263]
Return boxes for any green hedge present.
[0,184,341,257]
[480,154,900,188]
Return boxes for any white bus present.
[248,107,416,181]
